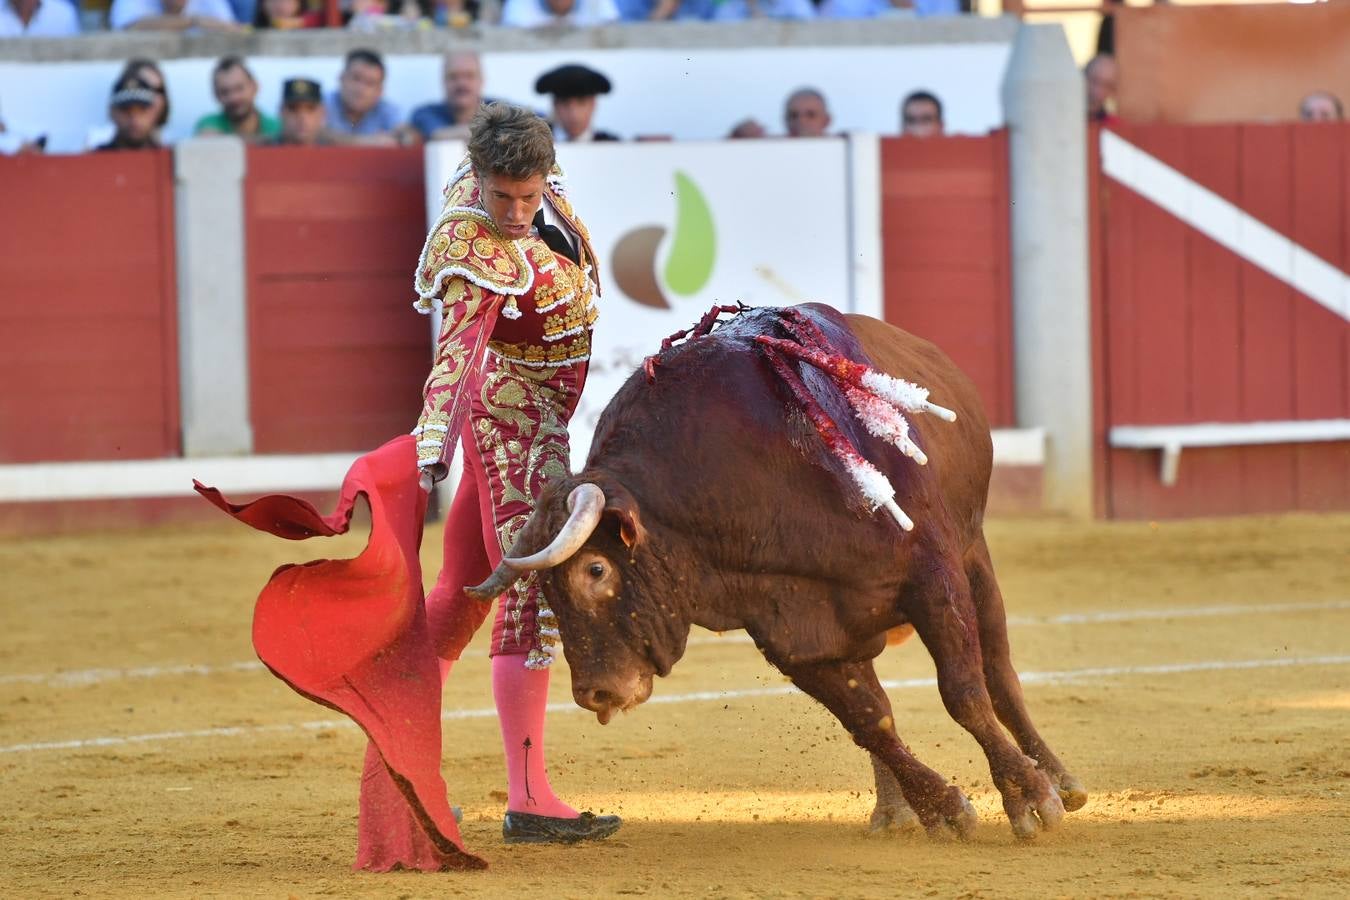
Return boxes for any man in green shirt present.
[195,55,280,141]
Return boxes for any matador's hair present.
[467,103,556,181]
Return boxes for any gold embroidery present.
[417,207,530,298]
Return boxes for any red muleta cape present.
[195,434,487,871]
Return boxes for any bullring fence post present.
[1001,22,1094,518]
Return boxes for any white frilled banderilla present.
[754,310,956,533]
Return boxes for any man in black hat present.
[95,73,161,151]
[269,78,333,146]
[534,63,619,143]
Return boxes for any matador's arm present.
[413,278,503,476]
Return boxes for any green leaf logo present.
[662,171,716,297]
[612,171,716,308]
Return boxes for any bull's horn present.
[463,484,605,600]
[508,483,605,568]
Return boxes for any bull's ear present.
[602,487,646,550]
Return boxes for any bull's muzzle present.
[573,673,654,726]
[465,483,606,600]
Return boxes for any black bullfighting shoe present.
[502,810,622,844]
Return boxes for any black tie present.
[532,209,579,266]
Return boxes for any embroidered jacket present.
[411,160,600,471]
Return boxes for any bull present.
[467,304,1086,840]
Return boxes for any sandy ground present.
[2,512,1348,899]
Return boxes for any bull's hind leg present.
[965,537,1088,812]
[907,562,1065,839]
[782,658,978,840]
[868,753,921,834]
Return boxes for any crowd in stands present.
[1,39,1343,156]
[0,46,965,153]
[0,0,969,34]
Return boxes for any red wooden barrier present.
[879,132,1015,428]
[244,146,432,454]
[1097,123,1350,518]
[0,151,180,464]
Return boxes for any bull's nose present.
[574,687,619,712]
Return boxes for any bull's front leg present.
[907,566,1065,839]
[781,658,978,840]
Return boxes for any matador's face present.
[479,171,545,241]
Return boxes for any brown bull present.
[468,304,1086,840]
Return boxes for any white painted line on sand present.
[5,598,1346,690]
[3,653,1348,756]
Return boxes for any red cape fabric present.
[195,435,486,871]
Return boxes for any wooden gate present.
[1096,123,1350,518]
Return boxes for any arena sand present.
[2,512,1348,899]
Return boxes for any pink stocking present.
[492,653,578,818]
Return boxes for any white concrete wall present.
[175,137,253,458]
[1000,23,1093,518]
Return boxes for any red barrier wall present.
[244,147,432,453]
[1097,123,1350,518]
[879,132,1015,428]
[0,152,180,463]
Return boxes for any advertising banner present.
[425,139,862,465]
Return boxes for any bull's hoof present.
[1053,772,1088,812]
[867,799,921,835]
[1007,789,1065,841]
[923,790,979,842]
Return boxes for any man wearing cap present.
[96,74,161,151]
[268,78,333,147]
[195,56,280,141]
[535,63,619,143]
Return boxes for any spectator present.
[325,49,413,145]
[900,90,943,137]
[410,50,497,142]
[535,63,619,142]
[86,59,170,150]
[1085,54,1118,124]
[121,59,171,133]
[347,0,431,31]
[110,0,242,31]
[501,0,619,28]
[438,0,479,27]
[784,88,831,138]
[667,0,811,20]
[613,0,663,19]
[195,56,281,141]
[267,78,333,146]
[253,0,321,28]
[1299,91,1344,122]
[96,74,162,152]
[0,0,80,37]
[727,118,765,139]
[826,0,958,14]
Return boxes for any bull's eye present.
[588,561,606,579]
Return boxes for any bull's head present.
[466,480,689,725]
